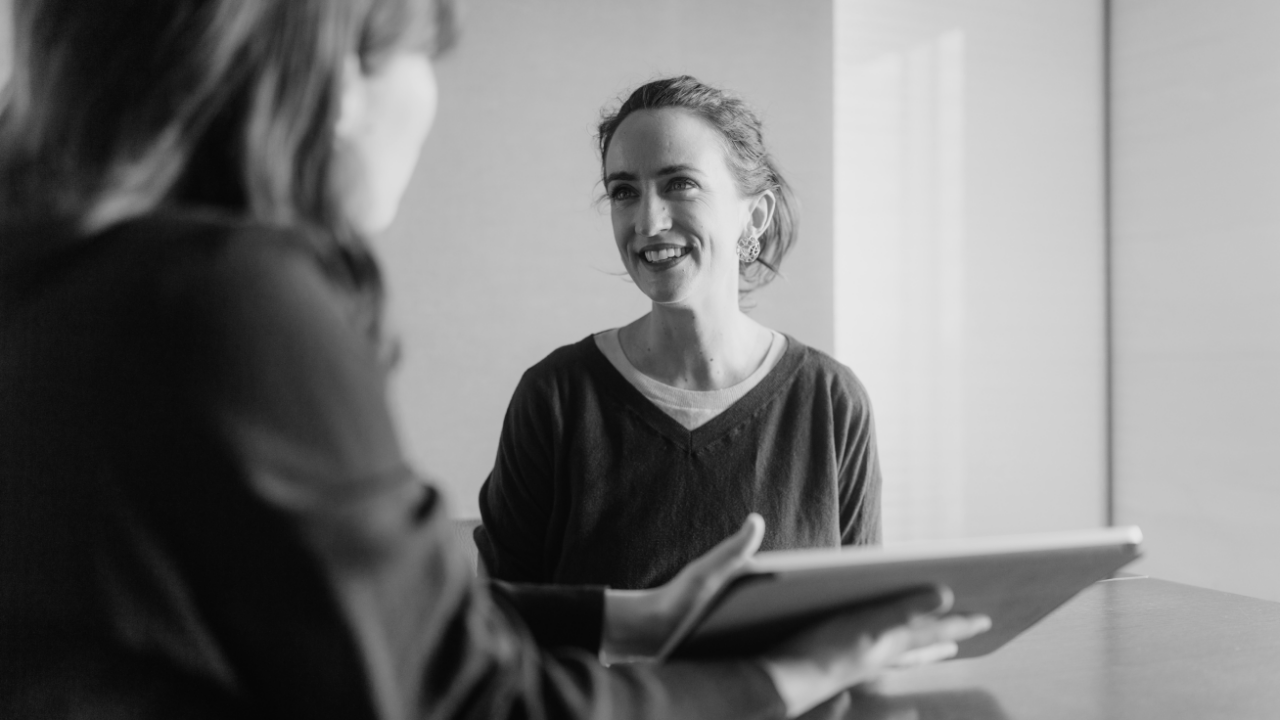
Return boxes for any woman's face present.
[604,108,765,308]
[334,51,438,235]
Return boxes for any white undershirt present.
[594,327,788,430]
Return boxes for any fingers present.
[879,613,991,662]
[896,585,954,619]
[839,585,953,643]
[911,614,991,648]
[828,589,987,669]
[892,641,959,668]
[760,604,986,713]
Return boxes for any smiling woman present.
[475,76,884,598]
[604,109,769,312]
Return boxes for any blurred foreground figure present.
[0,1,987,718]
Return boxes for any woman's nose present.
[635,193,671,237]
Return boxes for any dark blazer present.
[0,213,784,720]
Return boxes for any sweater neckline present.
[579,331,807,451]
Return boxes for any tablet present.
[663,525,1143,660]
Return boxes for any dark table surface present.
[836,576,1280,719]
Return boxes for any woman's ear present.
[747,189,777,240]
[335,54,365,141]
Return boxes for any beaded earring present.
[737,233,762,264]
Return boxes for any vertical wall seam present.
[1103,0,1116,527]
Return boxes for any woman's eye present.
[667,178,697,192]
[609,185,637,202]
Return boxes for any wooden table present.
[837,577,1280,719]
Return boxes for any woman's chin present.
[631,263,697,306]
[341,191,399,238]
[640,284,698,308]
[352,210,396,237]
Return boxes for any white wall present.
[833,0,1108,541]
[381,0,836,516]
[1113,0,1280,601]
[17,0,1276,602]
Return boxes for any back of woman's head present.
[597,75,798,293]
[0,0,453,240]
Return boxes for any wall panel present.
[834,0,1108,541]
[1113,0,1280,601]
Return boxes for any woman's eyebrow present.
[657,164,701,176]
[605,165,702,185]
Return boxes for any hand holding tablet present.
[607,520,1140,719]
[662,525,1143,660]
[758,584,992,718]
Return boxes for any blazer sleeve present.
[832,368,883,547]
[170,230,787,720]
[487,580,604,653]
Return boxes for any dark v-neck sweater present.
[476,334,882,590]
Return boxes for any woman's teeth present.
[643,247,689,263]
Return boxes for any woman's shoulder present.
[109,211,325,274]
[116,212,362,305]
[1,211,324,310]
[3,211,326,301]
[778,335,872,403]
[79,212,376,348]
[504,333,639,416]
[781,335,862,382]
[517,335,603,388]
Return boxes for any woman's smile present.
[605,108,758,306]
[639,245,691,268]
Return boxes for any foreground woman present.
[478,77,881,591]
[0,2,986,718]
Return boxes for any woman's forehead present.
[605,108,729,176]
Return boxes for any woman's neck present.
[620,300,774,391]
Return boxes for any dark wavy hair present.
[0,0,454,301]
[597,75,799,293]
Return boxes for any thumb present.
[683,513,766,583]
[717,512,766,567]
[730,512,766,559]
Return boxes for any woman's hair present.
[0,0,454,295]
[597,75,798,293]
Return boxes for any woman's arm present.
[487,580,605,652]
[474,366,562,583]
[832,368,883,546]
[173,227,789,719]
